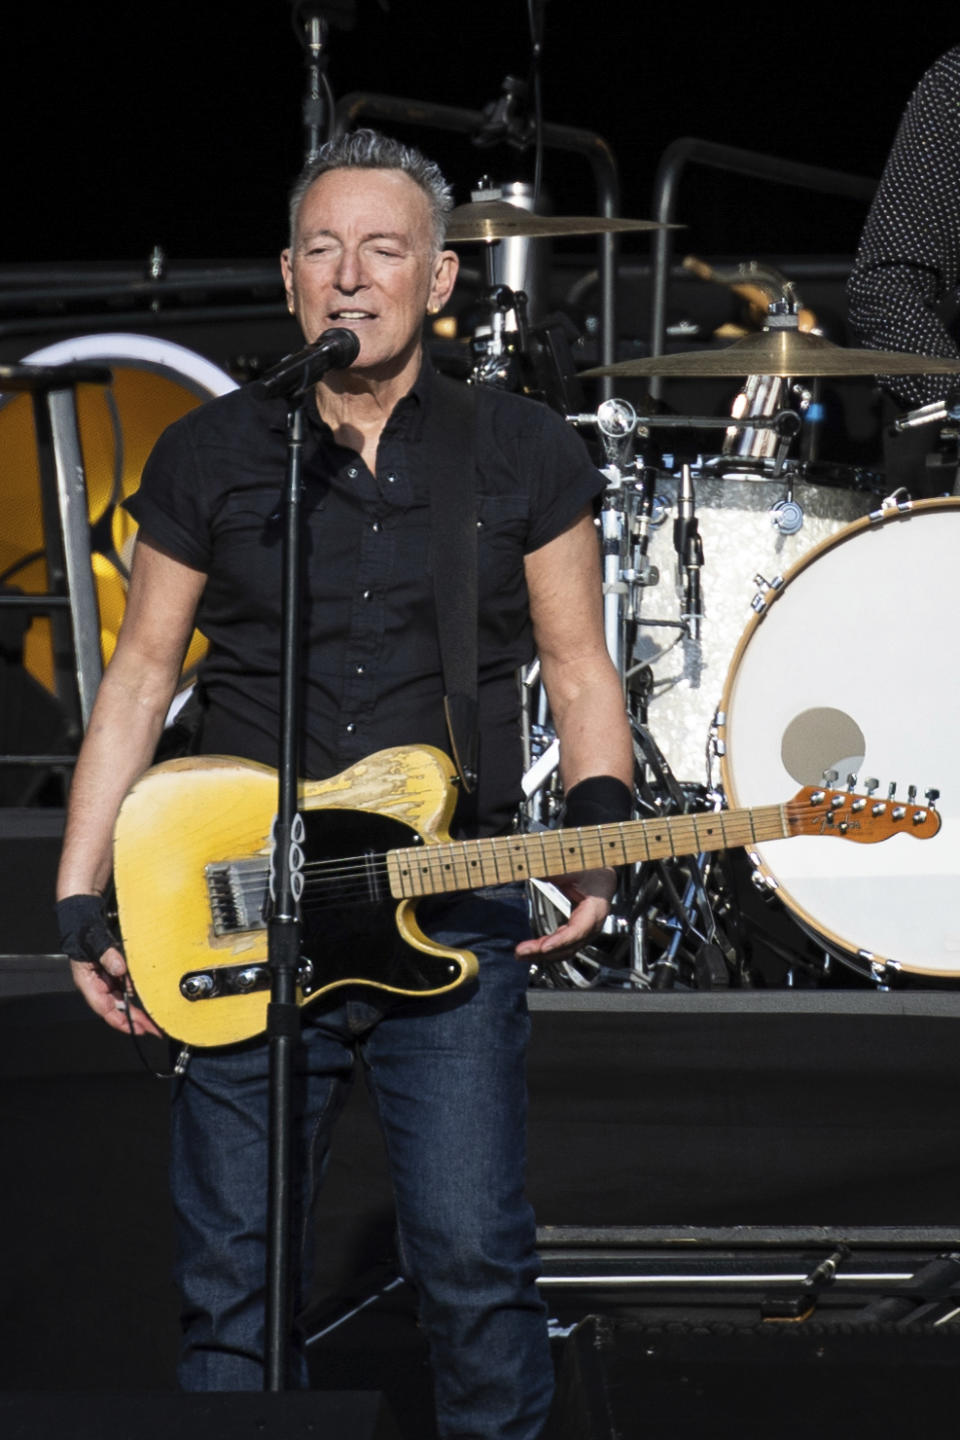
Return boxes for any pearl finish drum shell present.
[718,498,960,977]
[635,472,877,783]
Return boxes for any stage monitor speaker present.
[549,1314,960,1439]
[0,1390,401,1440]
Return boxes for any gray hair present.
[287,129,454,251]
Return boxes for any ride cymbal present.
[580,329,960,378]
[446,199,677,243]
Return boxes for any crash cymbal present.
[580,329,960,379]
[446,199,677,243]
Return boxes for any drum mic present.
[674,464,703,641]
[257,328,361,400]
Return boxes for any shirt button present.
[386,472,397,484]
[355,664,365,674]
[371,520,381,533]
[345,722,356,734]
[346,465,359,479]
[362,589,372,600]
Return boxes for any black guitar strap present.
[425,374,479,793]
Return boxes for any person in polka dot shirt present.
[848,47,960,492]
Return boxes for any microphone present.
[257,328,360,400]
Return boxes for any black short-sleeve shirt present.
[126,360,604,835]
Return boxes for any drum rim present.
[717,494,960,977]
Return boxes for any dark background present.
[5,5,959,267]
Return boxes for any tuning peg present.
[907,784,917,804]
[846,772,858,791]
[822,768,839,786]
[864,778,879,795]
[887,781,897,800]
[925,787,940,808]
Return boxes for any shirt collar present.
[258,349,435,441]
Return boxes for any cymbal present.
[580,329,960,379]
[446,199,677,243]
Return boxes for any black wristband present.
[563,775,632,827]
[56,894,121,964]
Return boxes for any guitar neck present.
[387,802,787,899]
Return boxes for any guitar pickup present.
[206,858,270,935]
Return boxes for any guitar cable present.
[117,983,191,1081]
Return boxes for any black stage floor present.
[3,981,960,1434]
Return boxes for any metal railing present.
[648,137,877,398]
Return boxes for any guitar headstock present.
[786,781,942,843]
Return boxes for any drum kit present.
[446,193,960,994]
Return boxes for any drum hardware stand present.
[891,394,960,434]
[468,280,530,391]
[628,717,740,990]
[891,397,960,495]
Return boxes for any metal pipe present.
[649,137,877,400]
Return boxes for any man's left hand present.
[514,868,617,962]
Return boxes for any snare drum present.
[632,465,878,782]
[718,497,960,979]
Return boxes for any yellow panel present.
[0,364,215,693]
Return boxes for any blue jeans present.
[169,885,553,1439]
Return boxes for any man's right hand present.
[57,894,162,1037]
[70,950,162,1037]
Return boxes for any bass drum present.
[0,333,237,693]
[718,497,960,980]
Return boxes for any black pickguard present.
[298,808,466,994]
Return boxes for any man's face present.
[281,167,457,377]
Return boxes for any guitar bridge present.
[206,859,270,935]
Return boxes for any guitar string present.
[220,810,774,889]
[214,814,775,913]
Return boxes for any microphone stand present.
[265,397,308,1389]
[258,328,359,1388]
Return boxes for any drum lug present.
[748,854,778,894]
[860,952,898,989]
[870,488,912,522]
[751,573,784,613]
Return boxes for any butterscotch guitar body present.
[113,746,478,1047]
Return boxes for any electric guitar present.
[112,745,941,1047]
